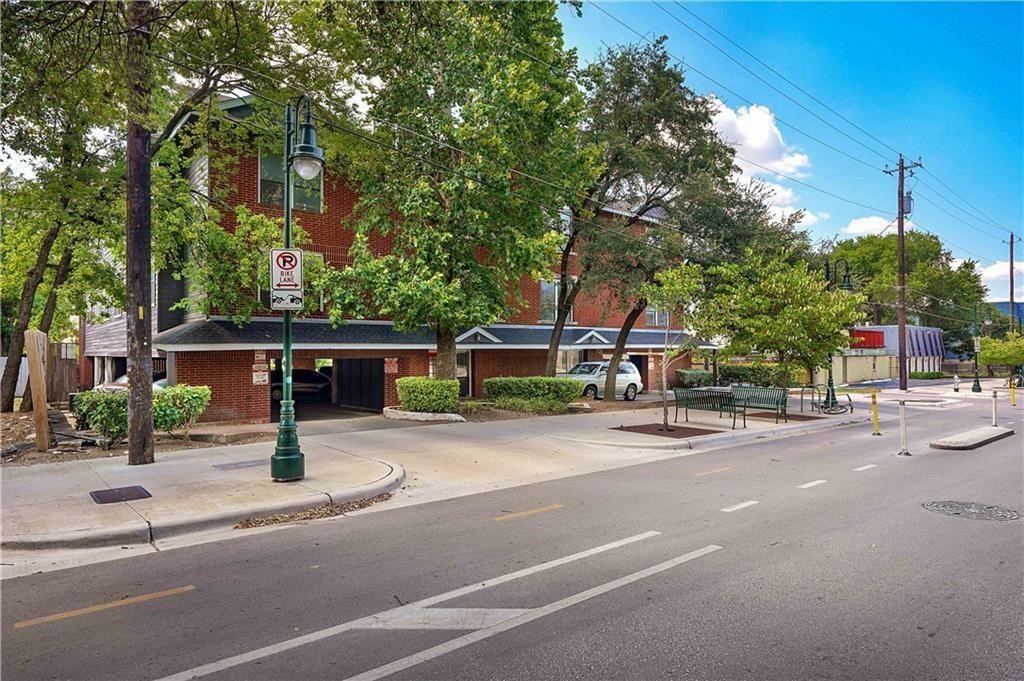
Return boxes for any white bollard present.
[897,400,911,456]
[992,390,998,427]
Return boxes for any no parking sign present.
[270,249,303,310]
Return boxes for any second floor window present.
[540,279,573,323]
[646,306,669,327]
[259,151,323,212]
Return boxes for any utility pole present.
[1008,233,1016,331]
[126,0,155,465]
[884,154,922,392]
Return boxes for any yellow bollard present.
[1012,381,1017,407]
[871,391,881,436]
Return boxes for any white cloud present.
[842,215,910,235]
[711,97,811,178]
[977,260,1024,283]
[751,178,827,227]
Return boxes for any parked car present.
[559,361,643,400]
[270,369,331,402]
[95,372,167,392]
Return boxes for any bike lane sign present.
[270,248,303,310]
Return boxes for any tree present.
[323,2,591,379]
[707,253,866,386]
[830,231,987,354]
[640,263,705,430]
[979,333,1024,371]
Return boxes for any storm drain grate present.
[923,501,1020,522]
[90,486,152,504]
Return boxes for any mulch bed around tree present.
[612,423,721,439]
[747,411,821,422]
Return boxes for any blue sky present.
[558,2,1023,301]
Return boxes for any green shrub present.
[74,384,212,447]
[909,371,945,380]
[718,364,788,387]
[493,396,568,414]
[676,369,711,387]
[483,377,582,403]
[395,377,460,413]
[73,390,128,448]
[456,399,484,414]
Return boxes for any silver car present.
[560,361,643,400]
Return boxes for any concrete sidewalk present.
[1,403,859,551]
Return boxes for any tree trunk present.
[126,0,155,465]
[603,300,646,401]
[0,222,62,412]
[20,246,74,412]
[660,326,670,430]
[543,278,583,376]
[435,325,457,380]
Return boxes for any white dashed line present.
[797,480,827,489]
[853,464,877,471]
[721,500,759,512]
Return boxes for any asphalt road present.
[2,399,1022,681]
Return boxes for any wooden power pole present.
[1009,233,1017,331]
[126,0,155,465]
[885,154,922,392]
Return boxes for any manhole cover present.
[90,486,152,504]
[923,501,1020,521]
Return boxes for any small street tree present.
[979,333,1024,372]
[706,253,865,386]
[640,263,705,430]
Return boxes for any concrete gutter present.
[928,426,1015,451]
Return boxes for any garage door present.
[335,359,385,412]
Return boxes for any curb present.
[928,426,1016,451]
[383,407,465,422]
[561,414,870,452]
[1,461,406,551]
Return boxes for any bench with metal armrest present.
[672,388,747,429]
[730,386,789,423]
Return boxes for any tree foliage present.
[979,333,1024,369]
[706,253,866,385]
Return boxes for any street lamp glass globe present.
[292,155,323,181]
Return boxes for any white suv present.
[560,361,643,400]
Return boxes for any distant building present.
[812,325,944,385]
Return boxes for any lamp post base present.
[272,399,304,481]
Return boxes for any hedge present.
[909,371,945,379]
[717,364,790,387]
[395,377,460,413]
[72,385,212,448]
[493,397,569,414]
[483,376,582,403]
[676,369,711,387]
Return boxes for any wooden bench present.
[673,388,747,429]
[731,386,789,423]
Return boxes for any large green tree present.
[323,1,592,379]
[830,231,987,355]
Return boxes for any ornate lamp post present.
[823,258,854,409]
[271,95,324,482]
[971,303,983,393]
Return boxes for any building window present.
[646,306,669,327]
[540,279,573,323]
[555,349,583,374]
[259,151,322,212]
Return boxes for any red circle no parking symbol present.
[276,252,297,269]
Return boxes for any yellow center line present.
[14,585,195,629]
[694,466,733,477]
[495,504,564,522]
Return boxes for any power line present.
[913,183,1005,240]
[652,1,892,166]
[735,155,890,213]
[590,2,888,173]
[920,166,1007,232]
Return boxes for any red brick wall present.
[175,350,270,423]
[77,318,93,390]
[471,349,549,398]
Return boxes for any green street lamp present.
[971,303,983,393]
[823,258,854,410]
[271,95,324,482]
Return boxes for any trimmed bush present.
[493,397,569,414]
[74,384,212,448]
[909,371,945,380]
[717,364,789,387]
[395,377,460,413]
[676,369,711,387]
[483,377,582,403]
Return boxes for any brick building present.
[81,98,690,422]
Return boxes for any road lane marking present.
[720,500,758,512]
[341,545,723,681]
[798,480,827,489]
[854,464,877,471]
[494,504,563,521]
[694,466,732,477]
[14,585,195,630]
[154,531,661,681]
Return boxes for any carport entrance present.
[334,358,385,412]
